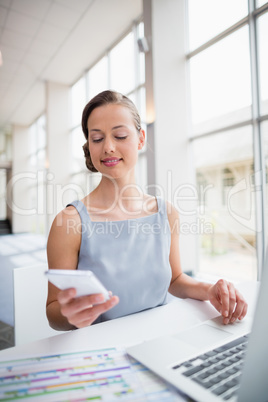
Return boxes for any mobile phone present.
[45,269,110,301]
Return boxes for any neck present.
[90,173,144,212]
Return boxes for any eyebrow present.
[89,125,127,134]
[112,125,126,130]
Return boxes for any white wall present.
[46,81,72,232]
[147,0,197,272]
[11,125,33,233]
[10,82,75,235]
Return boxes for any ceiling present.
[0,0,142,130]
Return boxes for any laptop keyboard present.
[172,334,249,400]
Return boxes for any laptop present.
[127,250,268,402]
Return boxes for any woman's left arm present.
[167,202,248,325]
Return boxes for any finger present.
[227,282,237,318]
[238,301,248,321]
[217,279,230,319]
[68,296,119,328]
[209,298,223,315]
[61,293,108,317]
[87,295,119,317]
[75,315,100,328]
[71,297,119,326]
[68,307,98,327]
[229,291,246,323]
[58,288,77,304]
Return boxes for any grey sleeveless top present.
[67,196,172,323]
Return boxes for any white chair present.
[13,264,64,346]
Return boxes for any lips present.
[101,157,122,167]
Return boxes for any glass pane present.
[36,149,45,168]
[139,50,145,85]
[0,169,7,219]
[71,76,86,127]
[72,157,86,174]
[256,0,267,7]
[127,91,137,107]
[70,172,100,197]
[137,22,145,85]
[190,27,251,134]
[258,12,268,115]
[110,32,135,94]
[0,134,5,154]
[137,21,144,38]
[138,86,146,123]
[37,114,46,149]
[70,172,87,192]
[136,154,147,192]
[29,154,37,167]
[29,124,36,155]
[87,56,108,100]
[188,0,248,51]
[192,125,257,281]
[71,127,86,173]
[262,122,268,246]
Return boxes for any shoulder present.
[52,205,81,233]
[47,206,82,268]
[47,206,82,249]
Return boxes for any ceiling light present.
[0,51,3,66]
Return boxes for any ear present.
[138,129,146,150]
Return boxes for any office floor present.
[0,321,14,350]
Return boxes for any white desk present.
[0,281,259,402]
[0,281,259,360]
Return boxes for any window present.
[110,32,135,95]
[187,1,268,280]
[222,168,235,205]
[70,21,147,195]
[263,121,268,246]
[87,56,108,100]
[0,129,11,221]
[70,76,86,128]
[257,0,267,7]
[189,27,251,133]
[187,0,248,52]
[0,169,7,219]
[258,11,268,115]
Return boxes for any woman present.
[46,90,247,330]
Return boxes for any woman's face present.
[87,104,145,179]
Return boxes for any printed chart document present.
[0,347,187,401]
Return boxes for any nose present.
[103,137,115,153]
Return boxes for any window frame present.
[186,0,268,279]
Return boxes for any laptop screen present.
[237,247,268,402]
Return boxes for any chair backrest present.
[13,264,64,345]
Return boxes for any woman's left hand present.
[207,279,248,325]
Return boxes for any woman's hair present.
[81,90,142,172]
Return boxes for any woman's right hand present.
[57,288,119,328]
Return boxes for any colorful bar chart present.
[0,347,183,401]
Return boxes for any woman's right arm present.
[46,206,119,331]
[46,206,82,330]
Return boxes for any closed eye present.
[91,136,127,143]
